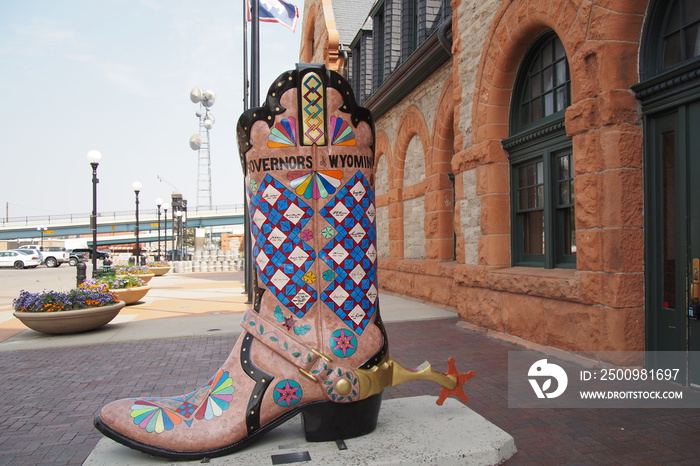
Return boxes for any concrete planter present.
[116,273,155,284]
[110,286,151,305]
[13,301,126,335]
[151,267,170,276]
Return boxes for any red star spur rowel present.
[436,358,476,406]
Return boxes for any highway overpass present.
[0,205,245,246]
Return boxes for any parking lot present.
[0,261,100,297]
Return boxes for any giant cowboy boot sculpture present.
[94,64,474,460]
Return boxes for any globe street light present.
[133,181,142,264]
[87,150,102,277]
[156,198,163,261]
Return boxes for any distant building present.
[299,0,700,380]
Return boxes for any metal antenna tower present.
[189,88,216,210]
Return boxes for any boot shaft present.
[237,64,386,366]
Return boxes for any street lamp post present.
[87,150,102,277]
[163,204,169,261]
[156,198,163,261]
[36,225,47,248]
[133,181,142,265]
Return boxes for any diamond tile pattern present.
[249,175,316,318]
[319,171,377,334]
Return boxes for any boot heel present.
[300,393,383,442]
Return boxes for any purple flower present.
[13,284,119,313]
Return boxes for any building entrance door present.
[647,102,700,386]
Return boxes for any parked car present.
[17,245,43,262]
[0,250,42,269]
[40,246,69,267]
[9,249,40,259]
[67,249,89,266]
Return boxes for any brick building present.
[298,0,700,381]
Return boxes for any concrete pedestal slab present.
[85,396,516,465]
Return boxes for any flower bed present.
[113,265,151,275]
[12,283,125,334]
[93,275,145,289]
[13,283,119,313]
[147,261,171,276]
[87,276,151,305]
[105,265,155,283]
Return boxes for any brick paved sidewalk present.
[2,317,699,465]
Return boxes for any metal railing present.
[1,204,245,228]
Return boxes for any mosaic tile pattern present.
[319,171,377,334]
[249,174,317,317]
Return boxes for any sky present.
[0,0,303,220]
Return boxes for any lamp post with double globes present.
[87,150,102,277]
[132,181,142,265]
[156,198,163,261]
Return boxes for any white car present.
[0,250,42,269]
[17,245,44,262]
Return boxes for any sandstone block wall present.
[300,0,649,355]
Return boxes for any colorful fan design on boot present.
[268,117,297,148]
[330,116,356,146]
[130,401,181,433]
[288,170,343,200]
[195,370,234,421]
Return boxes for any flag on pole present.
[246,0,299,32]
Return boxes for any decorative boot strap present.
[240,310,476,405]
[240,310,363,403]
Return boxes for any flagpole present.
[243,0,249,111]
[245,0,261,304]
[243,0,251,302]
[251,0,260,108]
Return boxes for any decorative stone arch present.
[462,0,645,267]
[394,105,431,174]
[426,76,456,260]
[394,105,431,259]
[374,131,393,259]
[374,130,395,193]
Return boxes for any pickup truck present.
[69,248,110,261]
[18,245,69,267]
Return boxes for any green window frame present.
[661,0,700,71]
[504,31,575,269]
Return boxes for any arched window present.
[661,0,700,70]
[641,0,700,80]
[503,31,575,269]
